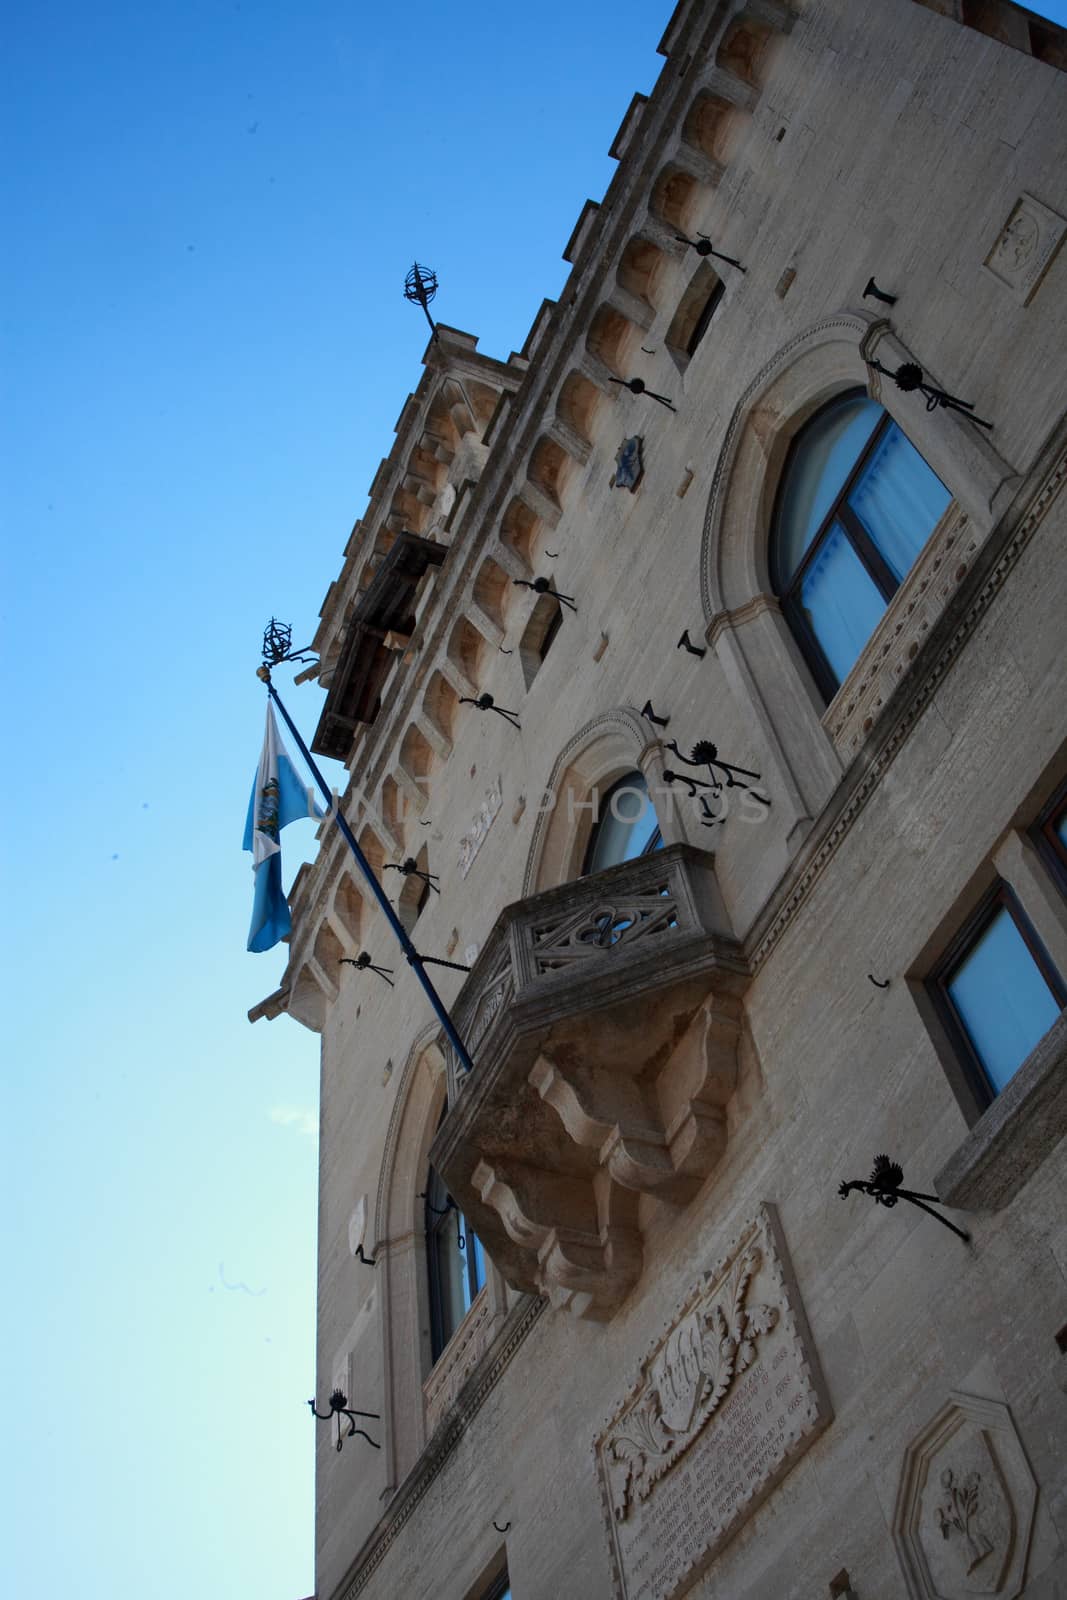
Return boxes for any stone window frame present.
[926,879,1067,1113]
[769,389,951,706]
[521,706,684,896]
[905,809,1067,1211]
[1031,776,1067,895]
[698,312,1019,847]
[372,1034,510,1494]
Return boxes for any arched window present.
[425,1160,485,1362]
[583,770,662,875]
[771,391,951,699]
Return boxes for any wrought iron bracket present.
[459,692,521,730]
[513,576,577,612]
[608,375,676,410]
[418,1190,466,1248]
[664,739,769,797]
[354,1245,377,1267]
[838,1155,971,1243]
[341,952,395,986]
[308,1389,381,1452]
[676,629,706,658]
[867,358,993,430]
[640,700,670,728]
[675,232,746,272]
[384,858,440,894]
[863,276,897,306]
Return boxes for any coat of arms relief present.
[604,1243,779,1522]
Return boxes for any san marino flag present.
[243,705,320,953]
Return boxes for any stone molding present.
[521,705,661,897]
[422,1286,494,1438]
[823,502,975,758]
[746,431,1067,975]
[935,1012,1067,1211]
[892,1391,1038,1600]
[331,1294,545,1600]
[698,310,877,623]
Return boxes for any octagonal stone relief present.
[892,1392,1037,1600]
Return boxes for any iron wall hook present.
[863,276,898,306]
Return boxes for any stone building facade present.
[252,2,1067,1596]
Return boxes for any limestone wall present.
[279,1,1067,1596]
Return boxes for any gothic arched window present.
[425,1161,485,1362]
[771,391,951,699]
[583,770,662,875]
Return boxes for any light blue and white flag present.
[243,705,320,953]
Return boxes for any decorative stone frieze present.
[593,1205,830,1600]
[892,1393,1038,1600]
[430,845,749,1319]
[422,1287,493,1438]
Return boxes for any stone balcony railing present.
[430,845,749,1321]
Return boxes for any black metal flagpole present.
[258,663,475,1075]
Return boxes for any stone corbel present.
[472,1156,642,1319]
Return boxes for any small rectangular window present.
[1033,779,1067,894]
[930,884,1065,1103]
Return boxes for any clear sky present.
[3,3,1066,1598]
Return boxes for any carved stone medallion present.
[593,1205,830,1600]
[892,1392,1037,1600]
[983,193,1067,305]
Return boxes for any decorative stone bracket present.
[430,845,749,1319]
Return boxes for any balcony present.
[430,845,749,1320]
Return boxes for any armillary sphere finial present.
[404,262,439,339]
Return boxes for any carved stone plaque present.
[983,193,1067,305]
[593,1205,830,1600]
[892,1392,1037,1600]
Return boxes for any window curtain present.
[800,522,887,686]
[849,423,951,582]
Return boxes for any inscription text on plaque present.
[593,1205,830,1600]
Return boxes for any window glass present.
[427,1163,485,1361]
[848,423,951,583]
[772,391,951,699]
[798,521,888,684]
[776,395,883,579]
[946,906,1062,1094]
[585,771,661,875]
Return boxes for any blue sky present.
[3,3,1066,1597]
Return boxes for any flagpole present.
[259,668,475,1076]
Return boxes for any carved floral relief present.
[893,1392,1037,1600]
